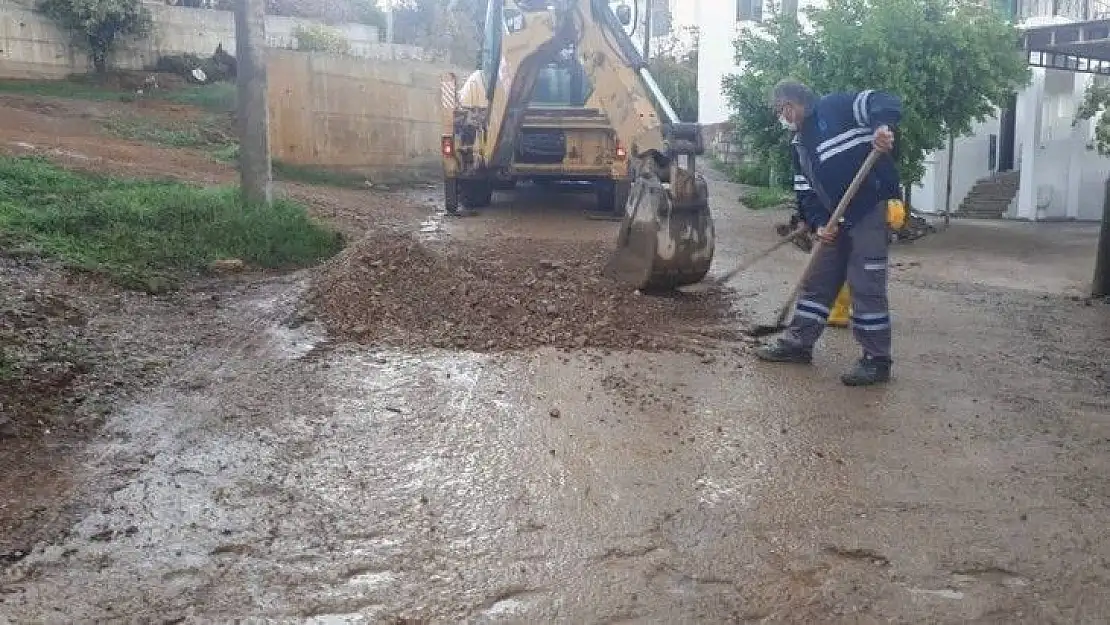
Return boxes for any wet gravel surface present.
[2,173,1110,623]
[305,231,740,353]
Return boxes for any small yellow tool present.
[829,198,905,329]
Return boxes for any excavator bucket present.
[604,167,715,292]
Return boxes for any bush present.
[36,0,152,73]
[0,156,344,291]
[712,157,792,190]
[293,23,352,55]
[739,187,794,211]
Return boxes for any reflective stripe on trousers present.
[782,203,892,360]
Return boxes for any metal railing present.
[1008,0,1110,20]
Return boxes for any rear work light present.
[441,136,455,157]
[615,140,626,160]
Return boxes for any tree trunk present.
[235,0,274,206]
[92,49,107,74]
[1094,176,1110,297]
[943,132,955,228]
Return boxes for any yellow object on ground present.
[826,200,901,329]
[887,198,907,230]
[829,284,851,328]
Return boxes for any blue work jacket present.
[790,89,903,230]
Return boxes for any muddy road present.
[3,169,1110,623]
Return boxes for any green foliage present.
[0,78,236,112]
[712,156,792,189]
[347,0,389,30]
[0,156,344,291]
[265,0,387,30]
[723,0,1030,185]
[1075,80,1110,156]
[0,348,15,381]
[740,186,795,210]
[392,0,485,65]
[293,23,353,55]
[648,26,699,122]
[160,82,237,113]
[722,13,820,182]
[98,113,233,149]
[36,0,152,73]
[271,161,371,189]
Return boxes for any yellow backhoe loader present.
[439,0,714,290]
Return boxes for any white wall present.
[912,116,1002,215]
[696,0,739,124]
[697,0,825,124]
[1012,66,1110,221]
[917,67,1110,222]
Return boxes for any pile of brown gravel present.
[303,231,742,352]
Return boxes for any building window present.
[737,0,763,22]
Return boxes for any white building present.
[698,0,826,126]
[697,0,1110,221]
[628,0,694,57]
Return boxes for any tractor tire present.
[445,178,460,215]
[595,179,631,217]
[460,180,493,208]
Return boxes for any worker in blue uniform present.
[755,79,902,387]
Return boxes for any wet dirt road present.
[3,177,1110,623]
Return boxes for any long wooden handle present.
[718,224,809,284]
[773,149,883,326]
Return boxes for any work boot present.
[841,356,892,386]
[755,340,813,364]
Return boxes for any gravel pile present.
[305,232,740,352]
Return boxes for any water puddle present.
[907,587,964,600]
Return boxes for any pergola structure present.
[1021,19,1110,296]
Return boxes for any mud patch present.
[304,231,741,352]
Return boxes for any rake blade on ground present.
[745,323,787,338]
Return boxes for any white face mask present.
[779,115,797,131]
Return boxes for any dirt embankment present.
[0,81,436,568]
[0,257,232,563]
[305,232,742,353]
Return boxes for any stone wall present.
[0,0,425,79]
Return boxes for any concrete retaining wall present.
[267,49,457,183]
[0,1,425,79]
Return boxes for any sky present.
[671,0,697,28]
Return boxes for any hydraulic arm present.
[444,0,715,290]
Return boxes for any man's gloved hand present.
[874,125,895,153]
[817,223,839,243]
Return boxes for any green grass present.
[0,77,237,113]
[0,348,16,381]
[99,114,234,149]
[272,160,370,189]
[0,155,344,292]
[211,142,241,163]
[160,82,237,112]
[213,145,371,189]
[739,186,794,210]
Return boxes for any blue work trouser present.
[781,203,892,361]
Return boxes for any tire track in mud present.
[0,272,334,619]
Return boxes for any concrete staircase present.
[956,171,1020,219]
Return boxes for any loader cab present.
[530,51,592,108]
